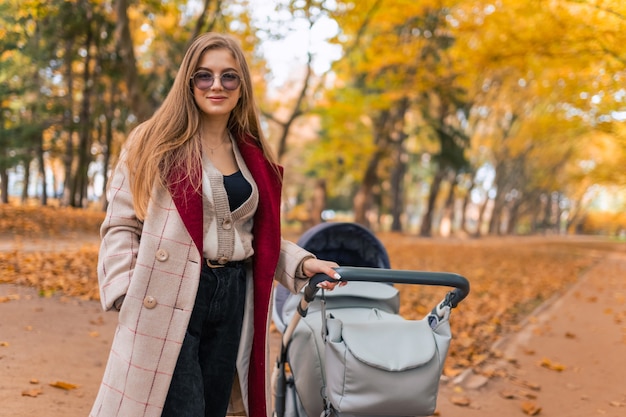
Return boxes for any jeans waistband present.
[203,258,248,269]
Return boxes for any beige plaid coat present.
[90,139,311,417]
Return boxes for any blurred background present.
[1,0,625,237]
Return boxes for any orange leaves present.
[49,381,79,390]
[499,389,538,401]
[0,247,100,300]
[0,204,104,238]
[379,233,602,376]
[0,205,102,300]
[539,357,566,372]
[22,379,44,397]
[450,395,471,407]
[498,378,543,415]
[0,293,19,303]
[21,388,43,397]
[20,379,79,398]
[443,366,464,378]
[521,401,542,415]
[509,375,541,392]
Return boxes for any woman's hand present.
[301,258,347,290]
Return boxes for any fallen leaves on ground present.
[0,247,100,300]
[508,375,542,391]
[450,395,471,407]
[521,401,542,415]
[1,207,624,392]
[500,389,538,401]
[378,233,611,377]
[539,357,566,372]
[0,204,103,238]
[21,388,43,397]
[49,381,78,390]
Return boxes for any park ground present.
[0,227,625,417]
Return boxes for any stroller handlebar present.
[304,266,470,307]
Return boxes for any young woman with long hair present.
[90,32,343,417]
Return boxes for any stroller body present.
[272,223,469,417]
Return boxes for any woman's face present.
[191,48,242,120]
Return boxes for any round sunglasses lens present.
[221,73,240,90]
[193,72,214,89]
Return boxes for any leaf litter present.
[2,206,624,410]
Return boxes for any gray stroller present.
[271,223,470,417]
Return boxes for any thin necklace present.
[204,135,229,155]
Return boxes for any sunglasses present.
[190,71,241,91]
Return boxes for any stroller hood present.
[297,222,391,269]
[273,222,393,333]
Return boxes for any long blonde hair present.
[123,32,276,220]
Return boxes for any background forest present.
[1,0,626,237]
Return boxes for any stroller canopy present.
[274,222,391,332]
[296,222,390,269]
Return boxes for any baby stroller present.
[271,222,470,417]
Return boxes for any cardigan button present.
[156,249,169,262]
[143,296,157,309]
[222,218,232,230]
[217,256,229,265]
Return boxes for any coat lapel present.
[169,165,204,255]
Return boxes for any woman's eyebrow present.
[195,66,239,73]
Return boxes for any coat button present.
[217,256,229,265]
[143,296,157,309]
[222,219,232,230]
[156,249,169,262]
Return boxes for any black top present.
[223,170,252,211]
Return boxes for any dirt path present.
[434,251,626,417]
[1,237,625,417]
[0,284,116,417]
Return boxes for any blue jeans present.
[162,262,247,417]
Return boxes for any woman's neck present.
[200,119,229,148]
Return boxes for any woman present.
[90,32,343,417]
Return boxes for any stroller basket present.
[271,223,470,417]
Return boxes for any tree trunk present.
[439,172,457,237]
[36,133,48,206]
[543,193,553,233]
[101,90,115,211]
[390,146,406,232]
[0,169,8,204]
[114,0,152,122]
[389,100,409,232]
[353,106,395,227]
[461,179,475,234]
[420,168,445,237]
[21,160,31,204]
[310,179,326,226]
[488,191,506,235]
[506,200,521,235]
[474,195,490,237]
[0,110,8,204]
[353,151,384,228]
[62,38,75,207]
[271,53,312,162]
[72,6,94,207]
[189,0,221,41]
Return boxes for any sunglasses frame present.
[190,71,241,91]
